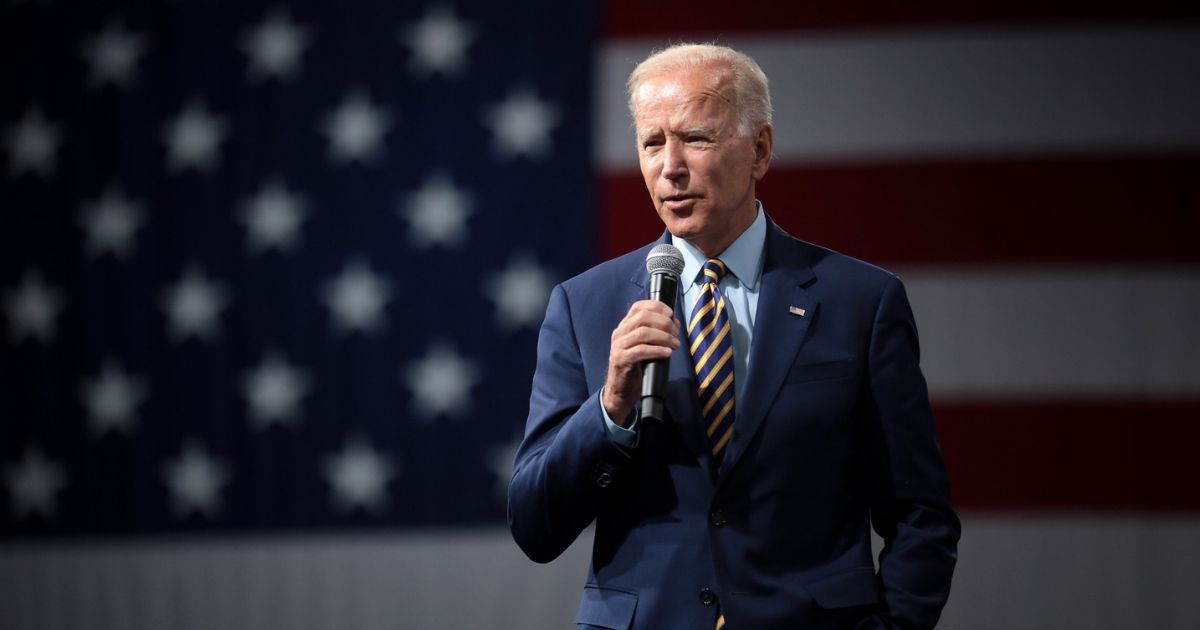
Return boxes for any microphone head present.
[646,244,685,277]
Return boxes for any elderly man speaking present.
[508,43,960,630]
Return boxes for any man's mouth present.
[662,194,698,211]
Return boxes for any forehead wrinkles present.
[635,83,736,137]
[698,81,736,109]
[635,70,733,109]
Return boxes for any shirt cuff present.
[599,389,639,447]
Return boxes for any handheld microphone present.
[640,244,685,422]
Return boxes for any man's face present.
[632,66,771,257]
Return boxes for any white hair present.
[627,42,773,136]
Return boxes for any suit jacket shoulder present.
[561,240,658,292]
[771,223,896,287]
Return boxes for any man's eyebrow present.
[636,122,723,145]
[636,128,662,142]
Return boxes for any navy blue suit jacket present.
[509,219,960,629]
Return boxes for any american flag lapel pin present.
[789,306,806,317]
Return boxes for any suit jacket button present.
[596,472,613,488]
[710,510,727,527]
[699,588,717,606]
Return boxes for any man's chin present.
[664,224,699,242]
[660,213,701,237]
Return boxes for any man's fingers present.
[627,323,679,346]
[615,341,676,364]
[613,323,679,354]
[617,301,680,336]
[603,301,682,421]
[626,300,676,323]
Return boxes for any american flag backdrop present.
[2,0,594,536]
[3,2,1200,629]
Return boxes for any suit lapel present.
[719,224,817,478]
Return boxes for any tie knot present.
[702,259,728,285]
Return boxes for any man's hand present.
[603,300,680,425]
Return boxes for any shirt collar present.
[673,202,766,291]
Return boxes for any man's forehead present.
[634,75,689,102]
[635,69,730,104]
[634,81,733,127]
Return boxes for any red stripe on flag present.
[603,2,1200,38]
[599,155,1200,266]
[937,399,1200,511]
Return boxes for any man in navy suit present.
[508,43,959,629]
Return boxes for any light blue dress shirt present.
[603,205,767,445]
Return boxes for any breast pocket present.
[784,357,860,385]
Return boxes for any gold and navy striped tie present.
[688,258,736,466]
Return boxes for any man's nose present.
[661,139,687,181]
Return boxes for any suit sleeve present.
[507,283,636,563]
[861,274,961,629]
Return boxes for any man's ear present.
[751,123,773,180]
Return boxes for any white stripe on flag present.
[941,514,1200,630]
[899,267,1200,399]
[597,24,1200,168]
[0,531,591,630]
[5,518,1200,630]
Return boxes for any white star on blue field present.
[1,1,595,533]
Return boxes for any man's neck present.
[690,201,758,258]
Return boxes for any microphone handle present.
[640,271,679,422]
